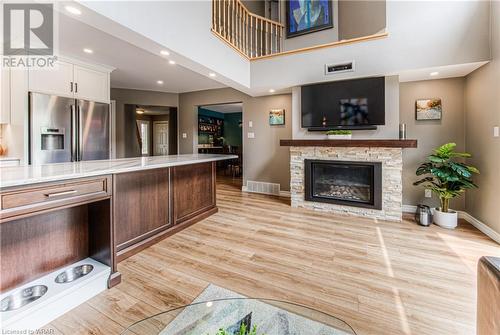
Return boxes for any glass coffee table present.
[122,298,356,334]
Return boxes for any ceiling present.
[201,103,243,114]
[58,13,225,94]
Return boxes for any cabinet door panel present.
[0,67,10,124]
[29,60,73,97]
[173,162,215,224]
[114,169,170,250]
[74,65,109,103]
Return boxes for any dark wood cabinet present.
[172,162,216,225]
[0,176,118,290]
[113,168,170,251]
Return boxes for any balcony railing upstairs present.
[211,0,284,59]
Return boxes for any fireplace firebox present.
[304,160,382,209]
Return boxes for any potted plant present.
[326,130,352,139]
[413,143,479,229]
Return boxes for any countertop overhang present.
[0,154,237,188]
[280,139,418,148]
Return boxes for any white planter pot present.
[433,208,458,229]
[327,134,352,140]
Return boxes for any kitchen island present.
[0,154,236,330]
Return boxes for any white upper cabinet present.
[28,58,111,103]
[73,65,109,103]
[1,66,11,124]
[28,60,74,98]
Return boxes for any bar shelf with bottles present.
[198,115,223,136]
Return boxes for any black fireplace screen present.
[305,160,382,209]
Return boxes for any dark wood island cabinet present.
[0,154,235,310]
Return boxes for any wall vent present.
[325,61,355,75]
[244,180,280,196]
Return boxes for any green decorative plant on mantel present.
[413,143,479,229]
[325,130,352,135]
[326,129,352,139]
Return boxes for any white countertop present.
[0,154,237,188]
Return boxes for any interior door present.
[78,100,110,161]
[29,60,74,98]
[153,121,169,156]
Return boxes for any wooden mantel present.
[280,139,418,148]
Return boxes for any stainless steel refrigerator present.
[29,92,110,165]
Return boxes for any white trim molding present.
[403,205,500,244]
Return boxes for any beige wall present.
[463,1,500,234]
[111,88,178,158]
[399,78,466,210]
[178,88,292,191]
[338,0,386,40]
[242,0,265,16]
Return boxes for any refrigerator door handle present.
[71,104,77,162]
[77,104,82,161]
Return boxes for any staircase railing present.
[211,0,284,59]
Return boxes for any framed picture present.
[286,0,333,38]
[416,98,442,120]
[269,109,285,125]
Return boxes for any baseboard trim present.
[459,211,500,245]
[403,205,500,244]
[241,186,290,198]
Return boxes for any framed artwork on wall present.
[269,109,285,125]
[286,0,333,38]
[416,98,442,120]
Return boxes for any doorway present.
[153,121,169,155]
[122,104,178,158]
[197,103,243,186]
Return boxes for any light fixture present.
[430,71,439,76]
[157,80,164,85]
[83,48,93,54]
[269,89,275,93]
[209,72,216,77]
[136,109,144,114]
[65,6,82,15]
[160,50,170,56]
[168,60,176,65]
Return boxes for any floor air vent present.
[325,61,354,75]
[244,181,280,196]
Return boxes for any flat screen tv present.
[301,77,385,130]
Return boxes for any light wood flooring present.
[45,181,500,335]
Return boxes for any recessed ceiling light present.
[269,89,275,93]
[209,72,216,77]
[136,109,144,114]
[65,6,82,15]
[160,50,170,56]
[83,48,93,54]
[430,71,439,76]
[157,80,164,85]
[168,60,176,65]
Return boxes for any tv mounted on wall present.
[301,77,385,130]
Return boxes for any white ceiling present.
[58,13,225,94]
[397,62,488,82]
[201,103,243,114]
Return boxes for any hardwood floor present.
[45,182,500,335]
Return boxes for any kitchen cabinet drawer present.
[1,177,110,211]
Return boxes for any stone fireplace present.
[280,140,417,222]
